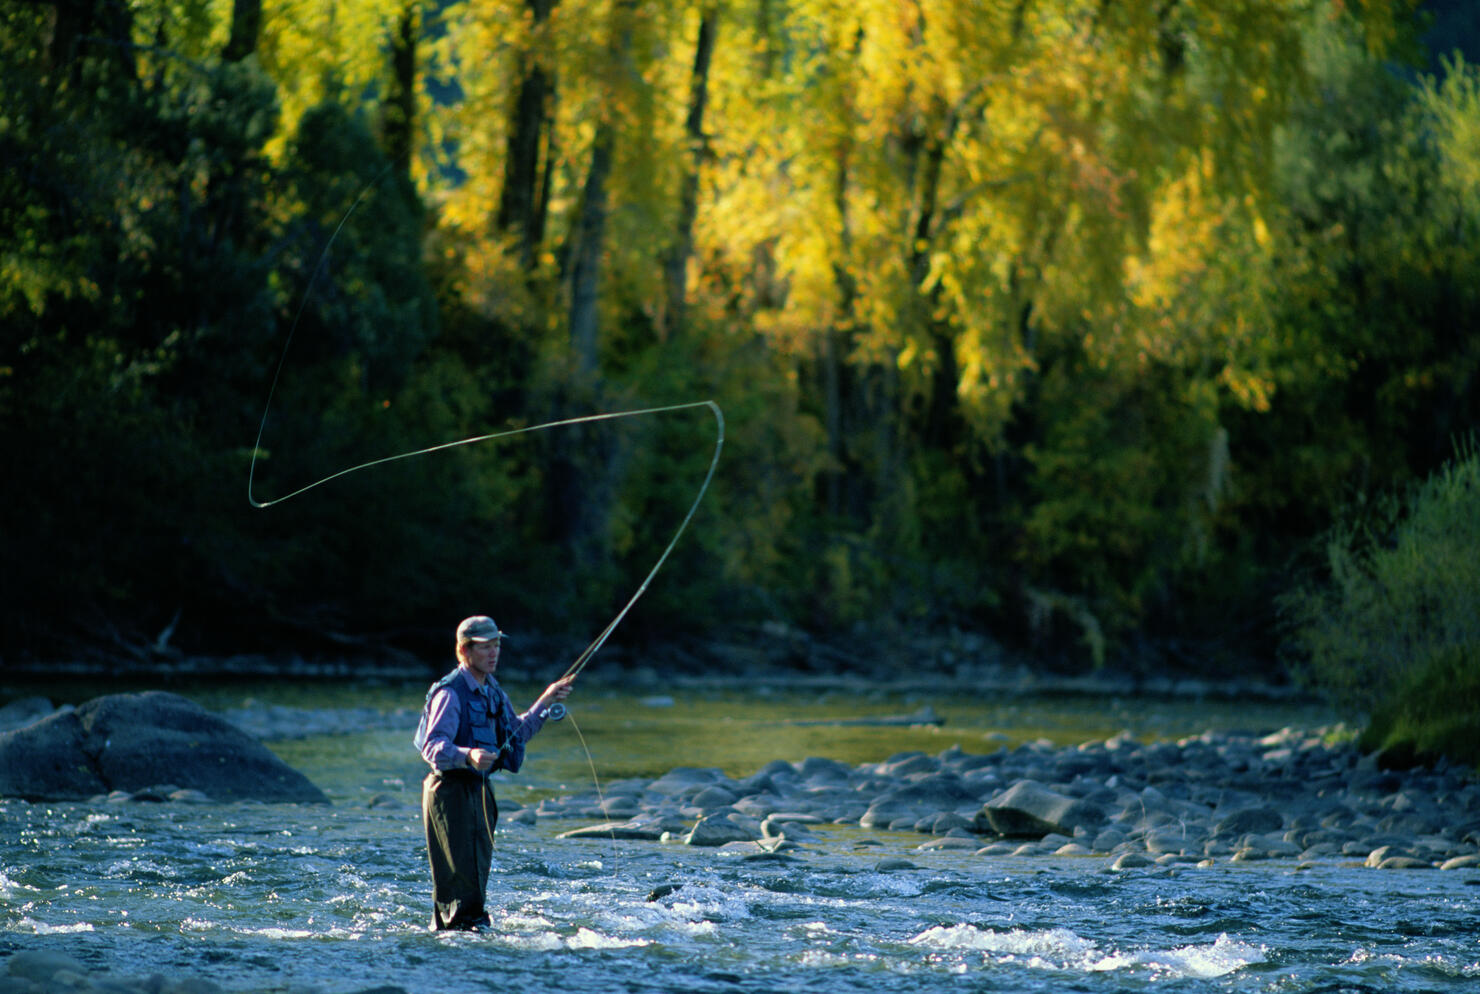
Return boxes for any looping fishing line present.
[248,172,724,862]
[247,168,725,676]
[249,400,725,677]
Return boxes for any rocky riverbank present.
[531,726,1480,872]
[6,694,1476,870]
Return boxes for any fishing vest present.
[413,669,525,772]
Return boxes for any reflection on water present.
[2,678,1476,993]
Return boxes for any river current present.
[2,680,1477,992]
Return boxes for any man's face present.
[462,638,501,677]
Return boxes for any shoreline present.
[7,695,1473,873]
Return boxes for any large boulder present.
[977,780,1108,838]
[0,708,107,798]
[0,691,329,803]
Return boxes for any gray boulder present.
[0,691,328,803]
[685,814,760,846]
[0,696,55,732]
[977,780,1108,838]
[0,709,108,799]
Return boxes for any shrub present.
[1283,439,1480,768]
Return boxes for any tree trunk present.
[910,99,962,452]
[381,0,418,184]
[48,0,135,81]
[566,0,634,379]
[223,0,262,62]
[825,129,858,521]
[498,0,558,269]
[663,6,718,339]
[567,127,611,380]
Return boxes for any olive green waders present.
[422,769,499,930]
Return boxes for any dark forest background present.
[3,0,1478,714]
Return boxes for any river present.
[2,677,1477,992]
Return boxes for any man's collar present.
[458,666,497,695]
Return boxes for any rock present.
[860,774,980,830]
[1213,806,1284,838]
[762,816,820,842]
[169,789,213,804]
[1231,847,1274,862]
[26,691,329,803]
[874,751,940,776]
[918,836,980,851]
[797,756,854,781]
[1299,842,1344,860]
[1364,844,1418,868]
[690,785,739,810]
[1439,854,1480,870]
[1144,827,1202,855]
[6,950,88,984]
[597,795,640,817]
[978,780,1108,838]
[0,696,55,732]
[685,814,760,846]
[874,857,918,871]
[647,883,683,901]
[923,812,976,835]
[713,840,786,856]
[646,767,728,797]
[0,709,108,799]
[1376,856,1434,869]
[558,817,679,841]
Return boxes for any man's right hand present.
[467,748,495,773]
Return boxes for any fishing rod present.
[495,397,724,736]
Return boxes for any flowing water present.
[3,677,1478,992]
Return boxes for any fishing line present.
[247,159,726,674]
[565,711,622,867]
[249,168,724,874]
[249,399,726,671]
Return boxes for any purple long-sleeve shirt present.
[419,667,549,773]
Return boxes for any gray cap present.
[456,616,506,643]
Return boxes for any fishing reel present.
[543,702,567,721]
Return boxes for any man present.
[417,615,574,931]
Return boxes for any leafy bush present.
[1283,440,1480,767]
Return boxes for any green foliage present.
[1284,441,1480,766]
[1361,643,1480,769]
[6,0,1479,682]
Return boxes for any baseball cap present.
[456,616,507,643]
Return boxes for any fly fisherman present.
[416,615,575,931]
